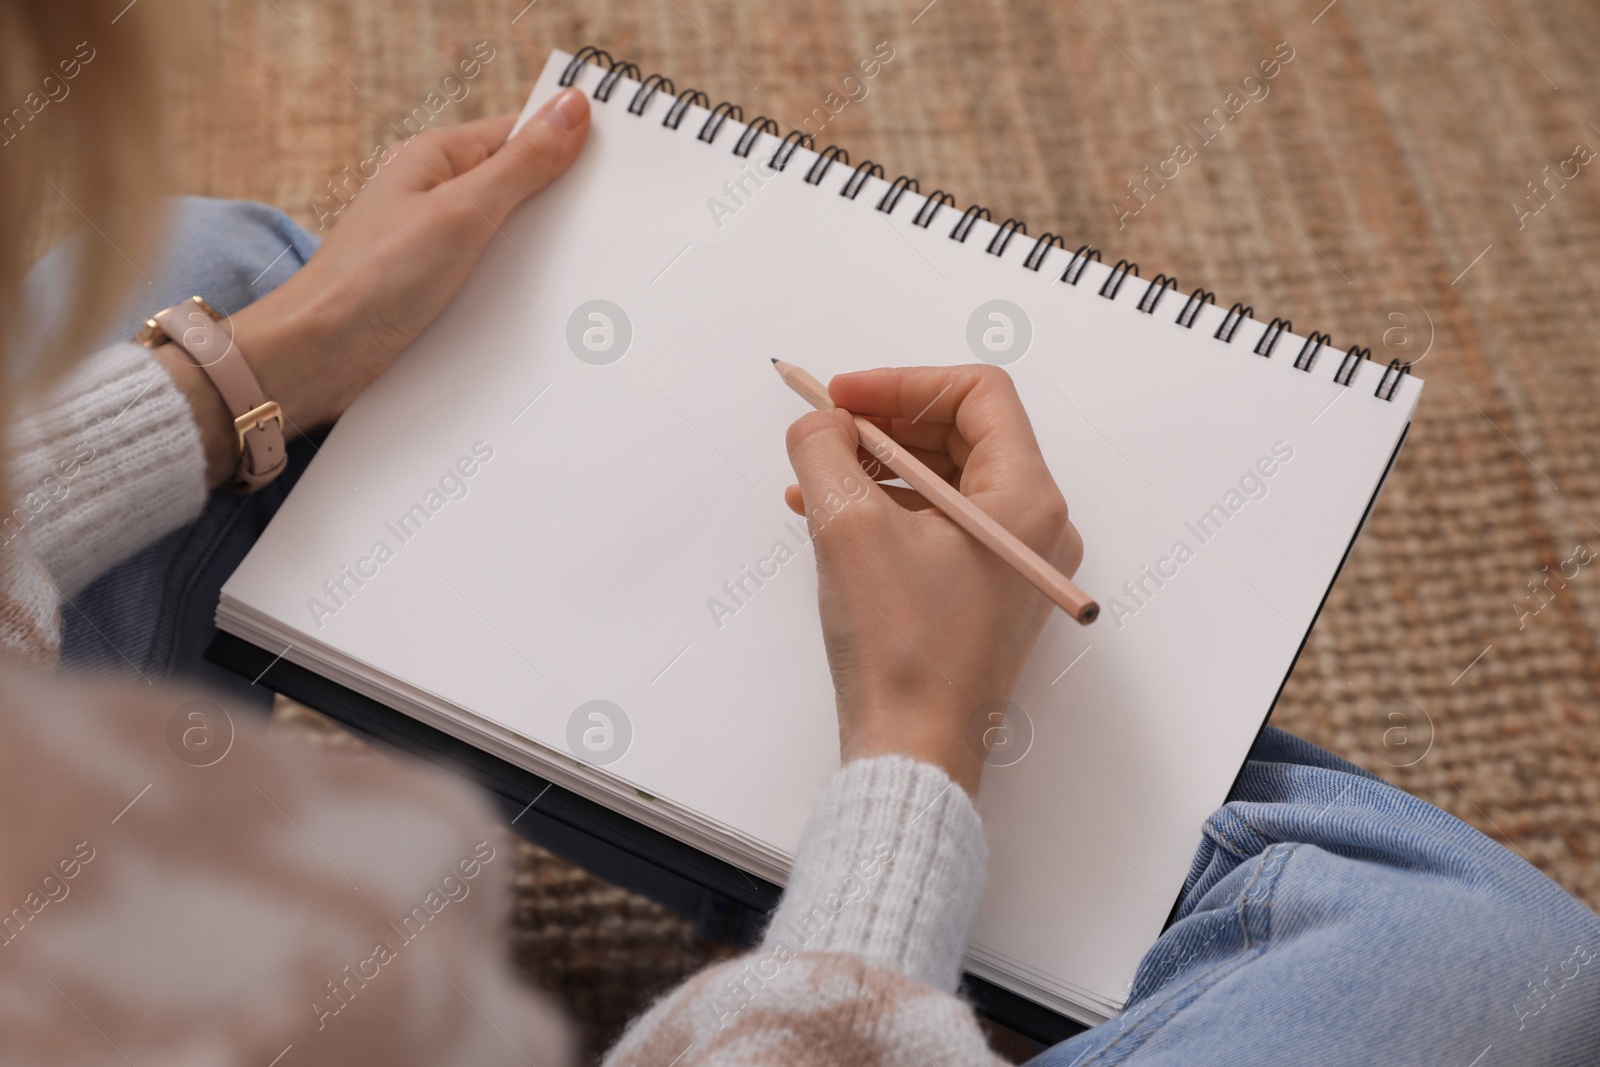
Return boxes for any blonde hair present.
[0,1,174,520]
[0,2,164,398]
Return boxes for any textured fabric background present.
[48,0,1600,1058]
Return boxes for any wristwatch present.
[136,296,286,493]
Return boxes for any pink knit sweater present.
[0,342,1003,1065]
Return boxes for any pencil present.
[772,359,1099,625]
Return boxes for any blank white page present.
[221,50,1420,1017]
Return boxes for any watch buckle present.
[136,296,223,348]
[235,399,284,455]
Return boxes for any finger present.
[784,484,804,515]
[857,414,967,460]
[833,365,1048,497]
[879,484,936,511]
[449,88,590,224]
[393,114,518,188]
[855,443,959,484]
[855,414,972,481]
[830,366,979,425]
[785,408,884,519]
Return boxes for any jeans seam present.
[1203,817,1243,855]
[1251,842,1291,945]
[1205,814,1259,859]
[1229,845,1271,951]
[1237,813,1275,842]
[1078,843,1298,1066]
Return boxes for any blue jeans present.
[27,196,323,710]
[1030,728,1600,1065]
[39,198,1600,1065]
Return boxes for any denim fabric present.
[25,196,322,708]
[1029,727,1600,1066]
[31,198,1600,1065]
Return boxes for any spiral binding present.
[699,101,742,143]
[950,204,991,243]
[1062,245,1101,286]
[557,48,1411,401]
[1176,288,1214,328]
[596,62,638,102]
[805,145,849,186]
[1294,331,1330,371]
[1254,317,1291,357]
[878,175,920,215]
[1024,234,1065,272]
[628,73,674,115]
[988,218,1026,257]
[1215,303,1252,343]
[1138,274,1177,314]
[912,191,955,228]
[842,161,884,201]
[770,130,812,172]
[1100,260,1139,300]
[1335,345,1370,387]
[733,117,778,158]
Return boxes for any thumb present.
[785,408,878,521]
[455,87,590,224]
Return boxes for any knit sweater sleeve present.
[6,341,208,598]
[603,756,1004,1066]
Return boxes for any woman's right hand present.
[782,365,1082,797]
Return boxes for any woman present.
[3,4,1596,1065]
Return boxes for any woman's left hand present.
[160,87,590,486]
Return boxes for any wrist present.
[149,278,347,490]
[150,341,238,489]
[843,708,986,797]
[227,275,349,433]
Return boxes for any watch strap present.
[147,297,286,493]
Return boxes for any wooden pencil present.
[772,359,1099,625]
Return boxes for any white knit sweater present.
[607,756,1003,1065]
[5,340,207,598]
[3,341,1001,1065]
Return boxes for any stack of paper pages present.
[218,49,1421,1024]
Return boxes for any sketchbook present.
[217,47,1422,1025]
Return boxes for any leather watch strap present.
[142,296,287,493]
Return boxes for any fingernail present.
[538,87,587,132]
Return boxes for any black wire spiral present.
[557,48,1409,400]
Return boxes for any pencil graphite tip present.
[770,357,780,365]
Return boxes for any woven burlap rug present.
[33,0,1599,1058]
